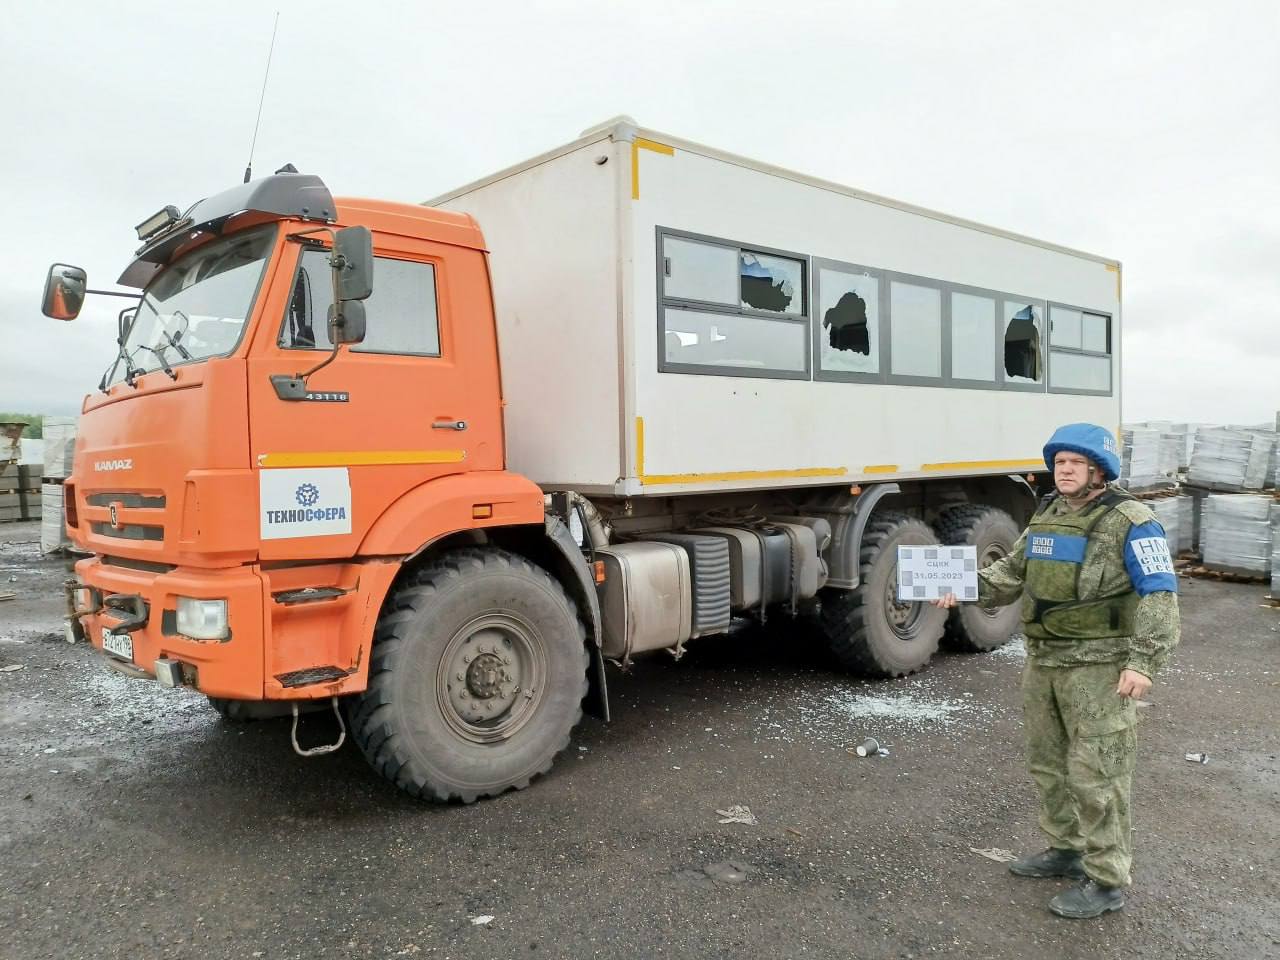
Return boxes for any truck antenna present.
[243,11,281,184]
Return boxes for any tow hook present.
[290,696,346,757]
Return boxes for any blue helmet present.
[1043,423,1120,481]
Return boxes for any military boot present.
[1048,880,1125,919]
[1008,847,1087,880]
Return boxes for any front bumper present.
[73,556,266,699]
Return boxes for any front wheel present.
[349,548,589,802]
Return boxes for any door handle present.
[432,419,468,431]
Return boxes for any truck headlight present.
[175,597,229,640]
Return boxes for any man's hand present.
[930,593,959,610]
[1116,669,1152,700]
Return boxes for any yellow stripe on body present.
[920,459,1044,472]
[640,466,847,486]
[258,450,466,468]
[631,138,674,200]
[862,464,899,473]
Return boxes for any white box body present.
[431,121,1122,497]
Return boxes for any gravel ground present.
[1,519,1277,960]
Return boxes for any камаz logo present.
[264,482,348,525]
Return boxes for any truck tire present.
[349,548,588,803]
[814,513,947,677]
[934,505,1021,652]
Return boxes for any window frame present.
[656,226,811,381]
[883,269,946,387]
[996,294,1049,394]
[1047,300,1113,396]
[811,256,885,384]
[277,242,444,359]
[943,280,1004,391]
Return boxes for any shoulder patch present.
[1113,500,1156,526]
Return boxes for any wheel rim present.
[885,562,925,639]
[436,613,547,744]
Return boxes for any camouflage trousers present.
[1022,659,1137,887]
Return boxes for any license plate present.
[101,626,133,662]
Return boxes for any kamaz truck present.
[45,118,1121,801]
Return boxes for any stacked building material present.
[1121,428,1164,490]
[42,416,77,481]
[1150,496,1192,557]
[1272,505,1280,598]
[1187,428,1272,491]
[40,485,66,554]
[0,463,41,523]
[1201,494,1274,576]
[40,416,77,553]
[1158,433,1182,477]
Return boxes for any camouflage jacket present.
[977,485,1180,678]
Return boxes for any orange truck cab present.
[45,173,608,800]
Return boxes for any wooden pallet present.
[1178,564,1270,585]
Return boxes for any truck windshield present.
[107,224,276,385]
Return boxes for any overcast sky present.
[1,0,1276,425]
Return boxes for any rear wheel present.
[814,513,947,677]
[934,505,1021,652]
[349,548,588,803]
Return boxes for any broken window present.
[1049,305,1111,393]
[740,252,803,314]
[890,281,942,378]
[658,229,809,379]
[950,292,996,382]
[1002,301,1042,384]
[817,267,879,375]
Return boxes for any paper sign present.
[896,545,978,602]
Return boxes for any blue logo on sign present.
[295,483,320,507]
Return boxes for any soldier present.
[934,422,1180,918]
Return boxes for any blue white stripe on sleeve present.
[1124,521,1178,595]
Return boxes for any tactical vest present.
[1021,491,1139,642]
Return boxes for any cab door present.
[246,231,494,561]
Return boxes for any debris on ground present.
[1,663,24,672]
[0,592,16,602]
[1185,752,1209,764]
[715,804,758,825]
[469,915,495,926]
[969,847,1018,863]
[703,860,750,884]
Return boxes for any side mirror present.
[327,301,366,345]
[42,263,88,320]
[332,226,373,301]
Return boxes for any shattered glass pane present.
[890,281,941,377]
[740,251,803,314]
[1003,301,1042,383]
[663,236,738,305]
[951,292,996,381]
[818,268,878,374]
[664,308,805,372]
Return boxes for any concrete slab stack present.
[1121,428,1165,490]
[1187,428,1273,492]
[40,416,77,554]
[1151,496,1192,557]
[1201,494,1274,576]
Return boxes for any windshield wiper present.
[138,344,178,380]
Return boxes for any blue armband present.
[1124,521,1178,595]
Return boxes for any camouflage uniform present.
[977,483,1180,888]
